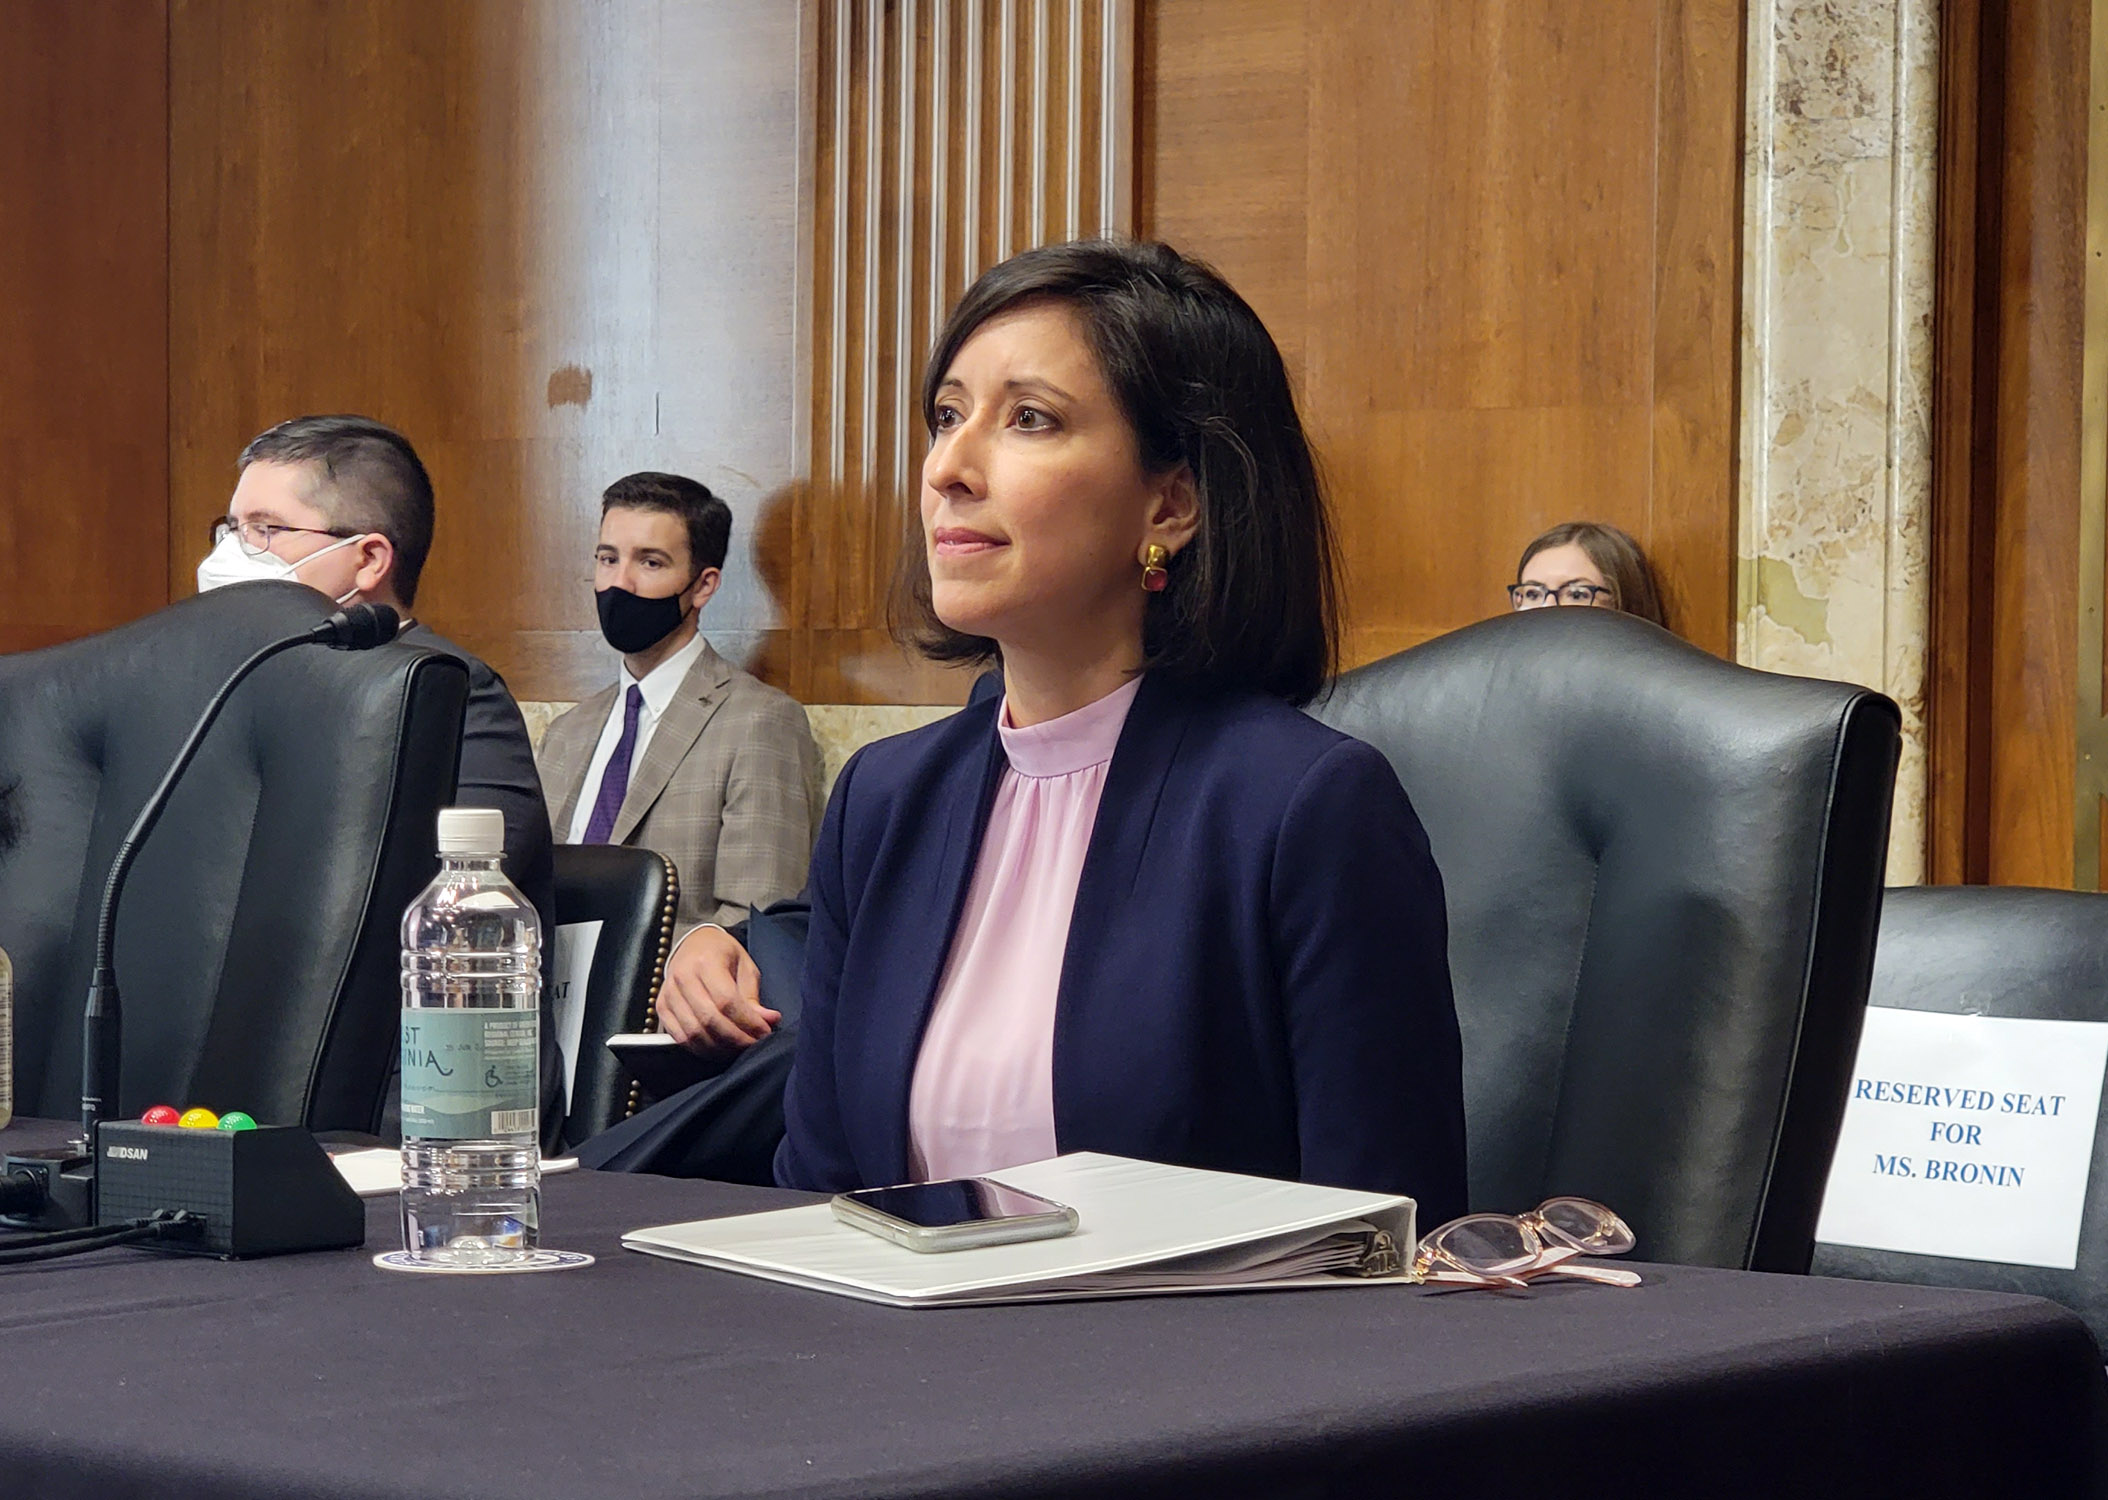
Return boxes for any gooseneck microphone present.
[77,603,402,1153]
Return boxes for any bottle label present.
[400,1009,538,1139]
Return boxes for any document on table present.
[621,1152,1418,1308]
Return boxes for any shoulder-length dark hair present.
[892,239,1339,705]
[1517,521,1670,631]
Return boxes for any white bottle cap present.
[436,807,506,857]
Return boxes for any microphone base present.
[0,1147,96,1230]
[94,1123,367,1258]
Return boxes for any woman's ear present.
[1146,466,1201,555]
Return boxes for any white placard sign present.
[549,920,603,1116]
[1815,1008,2108,1269]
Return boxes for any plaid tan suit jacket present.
[536,639,822,932]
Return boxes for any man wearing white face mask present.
[199,415,561,1146]
[197,522,372,601]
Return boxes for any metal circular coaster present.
[373,1249,595,1275]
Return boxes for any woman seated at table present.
[1507,521,1669,630]
[671,239,1466,1217]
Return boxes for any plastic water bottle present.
[400,807,541,1266]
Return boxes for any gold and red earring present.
[1141,543,1170,593]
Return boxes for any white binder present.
[622,1152,1418,1308]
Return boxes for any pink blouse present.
[906,675,1144,1180]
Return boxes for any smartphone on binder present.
[831,1177,1079,1253]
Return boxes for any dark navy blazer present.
[774,673,1468,1222]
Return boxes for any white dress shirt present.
[565,629,710,843]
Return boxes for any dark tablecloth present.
[3,1118,2104,1500]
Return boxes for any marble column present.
[1737,0,1938,884]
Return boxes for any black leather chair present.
[1313,608,1900,1272]
[1813,886,2108,1342]
[0,582,468,1134]
[551,842,679,1146]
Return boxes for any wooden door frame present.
[1925,0,2092,887]
[1925,0,2000,884]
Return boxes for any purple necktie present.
[582,685,644,845]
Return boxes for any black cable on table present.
[0,1168,47,1217]
[0,1211,206,1265]
[0,1220,138,1248]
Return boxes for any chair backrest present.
[1312,608,1899,1271]
[0,582,467,1133]
[1812,886,2108,1341]
[552,842,679,1144]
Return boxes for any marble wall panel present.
[1739,0,1938,883]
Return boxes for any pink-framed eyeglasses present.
[1411,1196,1642,1289]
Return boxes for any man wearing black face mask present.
[537,473,821,941]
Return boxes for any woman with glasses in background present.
[1507,521,1669,631]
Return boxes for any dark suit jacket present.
[775,674,1468,1221]
[399,621,563,1150]
[400,623,554,925]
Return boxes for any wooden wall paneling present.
[772,0,1134,704]
[0,1,170,655]
[140,0,1748,707]
[1649,0,1745,659]
[167,0,534,675]
[1142,1,1740,669]
[1138,0,1312,393]
[2078,0,2108,889]
[167,1,808,705]
[498,1,663,701]
[1926,0,1998,883]
[1982,0,2087,887]
[1309,0,1660,667]
[514,1,808,702]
